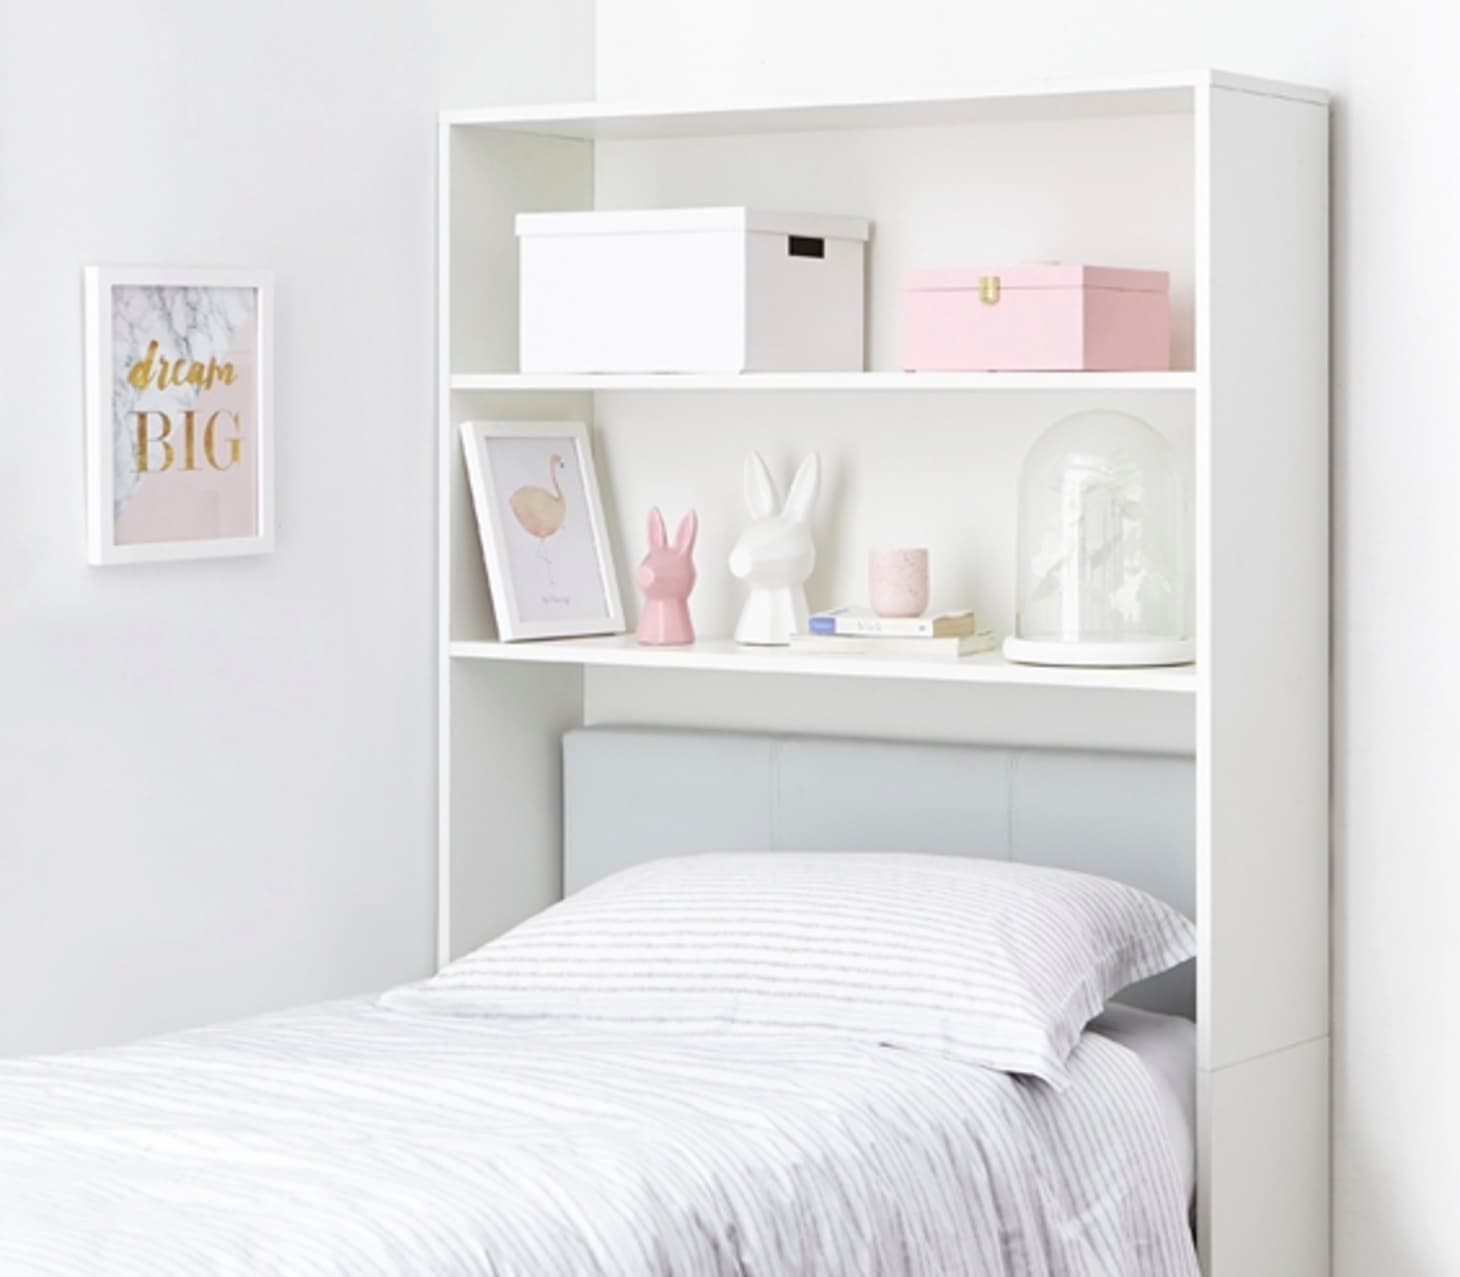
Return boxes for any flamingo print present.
[509,454,568,582]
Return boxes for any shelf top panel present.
[450,371,1199,394]
[449,635,1196,695]
[441,71,1327,140]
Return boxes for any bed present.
[0,728,1200,1276]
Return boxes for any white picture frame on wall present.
[459,419,625,642]
[84,266,274,565]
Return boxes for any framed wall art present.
[84,266,274,564]
[459,419,624,641]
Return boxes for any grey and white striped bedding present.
[391,853,1197,1088]
[0,997,1198,1276]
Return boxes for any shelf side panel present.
[439,122,594,964]
[1197,84,1329,1070]
[1198,1037,1330,1277]
[442,661,582,966]
[1196,82,1330,1276]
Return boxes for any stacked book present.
[791,607,996,660]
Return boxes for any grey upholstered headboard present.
[563,726,1195,1018]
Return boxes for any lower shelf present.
[448,634,1196,694]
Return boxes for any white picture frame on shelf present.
[459,419,624,641]
[84,265,274,565]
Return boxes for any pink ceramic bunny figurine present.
[635,507,698,646]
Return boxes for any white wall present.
[596,3,1459,1274]
[0,0,592,1056]
[1335,4,1460,1273]
[595,0,1346,103]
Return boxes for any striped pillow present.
[390,852,1195,1088]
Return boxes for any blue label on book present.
[808,615,838,634]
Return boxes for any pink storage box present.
[900,264,1170,372]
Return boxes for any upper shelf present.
[441,71,1328,140]
[449,635,1196,695]
[449,371,1199,394]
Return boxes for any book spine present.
[811,615,937,638]
[789,633,997,659]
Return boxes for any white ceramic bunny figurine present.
[728,451,820,646]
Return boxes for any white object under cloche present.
[1004,409,1193,668]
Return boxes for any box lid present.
[517,207,871,242]
[901,263,1169,294]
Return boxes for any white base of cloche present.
[1002,635,1196,668]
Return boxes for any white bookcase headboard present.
[436,71,1330,1275]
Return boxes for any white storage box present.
[516,207,871,374]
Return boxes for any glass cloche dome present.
[1003,409,1194,668]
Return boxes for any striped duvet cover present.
[0,998,1198,1276]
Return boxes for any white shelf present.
[449,634,1196,694]
[441,70,1327,139]
[450,371,1198,394]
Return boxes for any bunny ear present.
[744,451,780,519]
[647,506,667,549]
[673,510,698,557]
[782,453,820,525]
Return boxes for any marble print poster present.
[86,268,271,562]
[110,284,260,544]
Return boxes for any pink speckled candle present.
[869,548,929,618]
